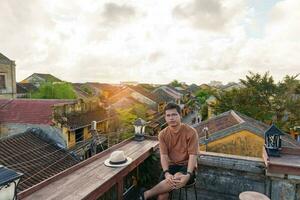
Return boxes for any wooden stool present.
[239,191,270,200]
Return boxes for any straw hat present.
[104,150,132,168]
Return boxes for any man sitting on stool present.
[139,102,199,200]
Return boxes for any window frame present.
[0,73,6,89]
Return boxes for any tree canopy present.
[31,82,77,99]
[215,72,300,131]
[170,79,182,87]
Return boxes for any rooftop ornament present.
[0,166,23,200]
[133,118,147,141]
[264,124,284,157]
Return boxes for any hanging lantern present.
[133,118,147,141]
[264,124,284,157]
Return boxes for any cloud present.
[172,0,246,32]
[0,0,299,85]
[237,0,300,80]
[101,3,136,26]
[266,0,300,41]
[148,51,164,63]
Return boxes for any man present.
[139,102,199,200]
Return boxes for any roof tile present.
[0,99,74,125]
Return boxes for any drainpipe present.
[10,60,14,99]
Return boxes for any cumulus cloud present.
[172,0,246,32]
[101,3,136,26]
[0,0,299,85]
[148,51,164,63]
[238,0,300,80]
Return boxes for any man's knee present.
[174,172,184,180]
[160,179,173,190]
[159,179,173,192]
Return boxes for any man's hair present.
[164,102,181,114]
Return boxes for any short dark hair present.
[164,102,181,114]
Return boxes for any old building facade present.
[0,53,16,99]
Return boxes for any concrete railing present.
[187,151,300,200]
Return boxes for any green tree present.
[32,82,77,99]
[215,72,276,122]
[115,103,148,140]
[240,71,276,108]
[170,80,182,87]
[274,74,300,130]
[201,103,208,120]
[195,89,216,104]
[215,72,300,131]
[216,87,273,121]
[194,88,216,120]
[131,103,148,119]
[116,108,137,130]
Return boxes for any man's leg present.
[144,179,173,200]
[157,192,169,200]
[149,172,188,199]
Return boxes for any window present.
[68,131,71,142]
[75,128,84,143]
[0,75,5,89]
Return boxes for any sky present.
[0,0,299,84]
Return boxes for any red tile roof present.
[0,131,79,191]
[0,99,74,125]
[194,111,240,137]
[194,110,300,148]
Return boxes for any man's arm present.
[187,128,199,173]
[158,132,176,188]
[160,154,170,172]
[187,154,197,173]
[160,153,177,188]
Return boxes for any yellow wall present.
[62,126,76,148]
[68,131,76,148]
[290,130,299,140]
[158,102,166,113]
[200,130,264,157]
[84,127,91,140]
[96,121,108,133]
[63,121,109,149]
[63,127,92,149]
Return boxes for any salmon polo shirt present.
[158,123,199,166]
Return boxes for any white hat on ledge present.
[104,150,132,168]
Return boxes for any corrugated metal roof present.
[0,131,79,191]
[0,166,22,186]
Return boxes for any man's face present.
[165,108,181,127]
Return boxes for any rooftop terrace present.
[20,137,159,200]
[14,136,300,200]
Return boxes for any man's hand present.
[172,173,190,189]
[165,173,176,189]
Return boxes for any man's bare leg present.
[157,193,169,200]
[144,179,173,200]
